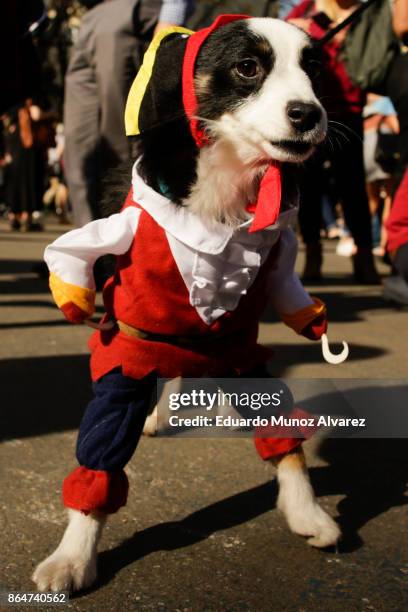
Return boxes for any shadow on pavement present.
[262,291,391,325]
[316,438,408,551]
[0,355,92,439]
[1,346,389,439]
[96,479,278,591]
[0,278,49,295]
[93,436,407,593]
[266,342,387,377]
[1,353,406,590]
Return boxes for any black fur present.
[139,21,276,204]
[300,44,323,94]
[195,21,274,121]
[100,158,135,217]
[137,33,198,203]
[101,20,302,216]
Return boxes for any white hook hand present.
[321,332,349,365]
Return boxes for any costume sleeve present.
[44,206,141,322]
[267,228,327,340]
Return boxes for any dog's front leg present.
[32,509,105,592]
[275,446,340,548]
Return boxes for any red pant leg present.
[254,406,319,460]
[62,466,128,514]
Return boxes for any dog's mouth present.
[270,139,314,155]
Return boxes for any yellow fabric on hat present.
[281,297,326,334]
[125,26,193,136]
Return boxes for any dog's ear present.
[125,28,192,136]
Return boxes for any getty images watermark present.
[168,386,284,428]
[155,378,408,438]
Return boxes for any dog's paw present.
[143,413,157,436]
[32,551,97,592]
[278,496,340,548]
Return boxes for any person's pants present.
[298,114,372,249]
[62,367,310,514]
[386,168,408,256]
[387,54,408,168]
[395,243,408,284]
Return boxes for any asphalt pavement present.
[0,218,407,612]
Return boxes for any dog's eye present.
[235,59,259,79]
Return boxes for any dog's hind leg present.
[32,509,105,592]
[275,446,340,548]
[143,377,182,436]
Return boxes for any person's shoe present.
[336,236,357,257]
[383,275,408,306]
[302,243,323,282]
[352,247,381,284]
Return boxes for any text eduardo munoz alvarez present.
[166,390,366,429]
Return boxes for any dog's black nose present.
[287,101,322,133]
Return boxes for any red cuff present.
[254,407,319,460]
[60,302,89,324]
[301,313,328,340]
[62,466,128,514]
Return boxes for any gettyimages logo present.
[156,378,294,433]
[168,388,284,411]
[156,378,408,439]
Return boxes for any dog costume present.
[45,15,328,515]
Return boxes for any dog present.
[33,16,340,593]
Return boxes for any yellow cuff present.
[281,297,326,334]
[49,273,95,317]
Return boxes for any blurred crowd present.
[1,0,408,302]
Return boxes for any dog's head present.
[192,17,327,165]
[127,16,326,162]
[126,16,326,222]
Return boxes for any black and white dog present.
[33,16,340,593]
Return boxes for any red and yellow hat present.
[125,14,282,233]
[125,15,248,146]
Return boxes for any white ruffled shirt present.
[44,163,313,325]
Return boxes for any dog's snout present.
[287,101,322,133]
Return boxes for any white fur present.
[143,377,183,436]
[32,509,105,592]
[143,405,159,436]
[185,140,267,226]
[236,19,327,160]
[205,20,327,167]
[277,456,340,548]
[186,19,327,225]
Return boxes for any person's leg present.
[330,115,379,283]
[297,161,325,280]
[386,54,408,168]
[379,178,394,255]
[93,0,161,215]
[366,180,382,249]
[33,369,156,592]
[394,243,408,283]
